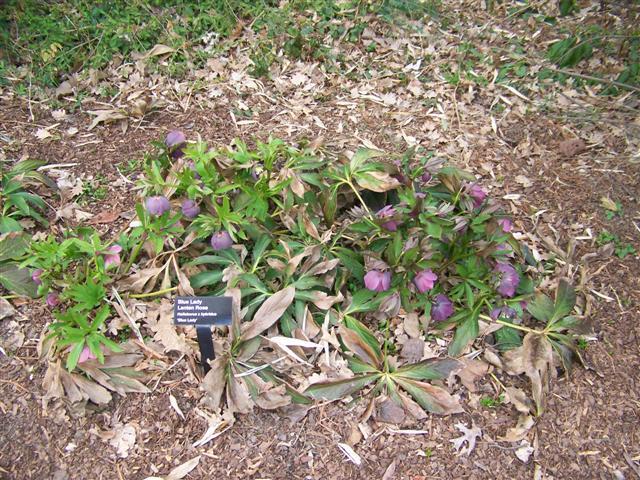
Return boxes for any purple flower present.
[103,245,122,268]
[495,262,520,297]
[210,231,233,251]
[187,161,201,179]
[490,305,516,320]
[32,269,43,285]
[468,183,487,208]
[421,172,432,183]
[498,218,513,233]
[165,130,186,148]
[377,205,400,232]
[78,346,97,364]
[364,270,391,292]
[432,294,454,321]
[181,199,200,219]
[46,292,60,307]
[145,196,171,216]
[414,269,438,293]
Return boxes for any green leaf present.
[552,279,575,323]
[349,148,385,171]
[0,232,30,261]
[343,316,383,365]
[0,217,23,233]
[0,263,37,297]
[65,280,106,311]
[189,255,233,266]
[304,373,381,400]
[190,270,224,289]
[395,358,461,381]
[66,341,85,371]
[494,326,522,351]
[345,289,378,314]
[527,293,555,322]
[339,324,383,368]
[347,356,380,374]
[448,313,479,357]
[334,248,364,280]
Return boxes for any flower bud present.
[31,269,43,285]
[46,292,60,307]
[165,130,186,148]
[145,196,170,216]
[181,199,200,219]
[210,231,233,250]
[103,245,122,268]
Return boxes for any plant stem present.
[129,286,178,298]
[1,295,21,300]
[484,315,544,335]
[345,180,371,214]
[123,232,148,273]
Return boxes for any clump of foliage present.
[5,131,588,418]
[0,0,440,87]
[0,158,53,233]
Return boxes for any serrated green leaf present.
[552,279,576,323]
[527,293,555,322]
[66,341,85,371]
[448,313,479,357]
[0,263,37,297]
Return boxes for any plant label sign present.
[173,296,232,326]
[173,296,232,373]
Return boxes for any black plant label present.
[173,296,232,326]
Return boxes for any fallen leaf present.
[337,442,362,466]
[403,313,421,338]
[456,358,489,392]
[169,394,185,421]
[515,440,534,463]
[382,460,397,480]
[514,175,533,188]
[377,397,406,424]
[240,286,295,341]
[0,298,16,320]
[400,338,424,364]
[504,386,534,414]
[87,210,120,225]
[87,110,128,130]
[108,423,136,458]
[558,138,586,156]
[144,44,176,58]
[201,356,228,410]
[499,414,535,442]
[450,422,482,456]
[191,408,235,448]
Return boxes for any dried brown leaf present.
[240,286,295,341]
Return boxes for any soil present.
[1,7,640,478]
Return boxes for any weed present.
[480,394,504,408]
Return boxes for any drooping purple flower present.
[181,199,200,219]
[490,305,517,320]
[46,292,60,307]
[432,294,454,321]
[498,218,513,233]
[145,196,171,216]
[377,205,400,232]
[187,161,201,179]
[363,270,391,292]
[103,245,122,268]
[421,172,432,183]
[32,269,43,285]
[469,183,487,208]
[414,269,438,293]
[78,346,97,364]
[210,231,233,251]
[495,262,520,297]
[165,130,186,148]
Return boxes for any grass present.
[0,0,441,89]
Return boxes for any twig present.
[624,452,640,480]
[548,68,640,93]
